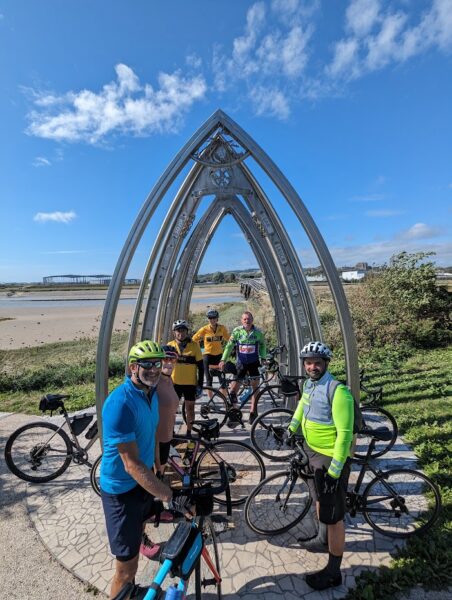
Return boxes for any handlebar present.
[173,461,230,499]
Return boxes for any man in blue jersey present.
[100,340,192,600]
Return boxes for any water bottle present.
[183,439,196,466]
[239,387,253,405]
[164,584,182,599]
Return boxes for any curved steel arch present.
[96,109,359,426]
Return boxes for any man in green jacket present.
[288,341,354,591]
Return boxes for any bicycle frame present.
[142,541,221,600]
[54,408,98,467]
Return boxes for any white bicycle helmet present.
[172,319,189,331]
[299,341,333,361]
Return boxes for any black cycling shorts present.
[203,353,223,386]
[236,361,260,379]
[159,440,171,465]
[101,484,159,561]
[303,444,351,524]
[173,384,196,402]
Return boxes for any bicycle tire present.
[250,407,295,462]
[4,422,73,483]
[196,440,265,506]
[355,406,398,459]
[244,470,312,535]
[255,385,286,412]
[90,454,102,496]
[195,516,222,600]
[182,388,228,429]
[362,468,441,538]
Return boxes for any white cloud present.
[33,211,77,224]
[212,1,315,117]
[327,0,452,81]
[26,64,207,144]
[350,193,386,202]
[32,156,51,167]
[186,53,203,69]
[250,85,290,119]
[398,222,444,240]
[366,209,404,217]
[41,250,86,254]
[346,0,380,37]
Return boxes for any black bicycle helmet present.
[206,309,219,319]
[299,341,333,361]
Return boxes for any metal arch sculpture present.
[95,109,359,424]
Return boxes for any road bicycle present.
[250,370,398,461]
[4,394,99,483]
[91,418,265,506]
[244,431,441,539]
[112,462,229,600]
[183,363,304,430]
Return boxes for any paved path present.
[0,406,444,599]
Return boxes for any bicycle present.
[112,462,229,600]
[4,394,99,483]
[91,417,265,506]
[183,359,304,430]
[244,431,441,539]
[250,370,398,461]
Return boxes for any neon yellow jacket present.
[289,371,354,479]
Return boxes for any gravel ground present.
[0,413,99,600]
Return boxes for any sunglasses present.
[163,356,178,362]
[137,360,162,370]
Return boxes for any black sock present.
[326,552,342,576]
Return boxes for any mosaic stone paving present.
[12,404,419,598]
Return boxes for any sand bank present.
[0,285,242,349]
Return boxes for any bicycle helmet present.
[206,309,219,319]
[161,344,178,359]
[299,341,333,361]
[172,319,189,331]
[128,340,165,363]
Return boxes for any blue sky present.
[1,0,451,282]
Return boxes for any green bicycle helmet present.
[128,340,165,363]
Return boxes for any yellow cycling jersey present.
[167,339,202,386]
[192,324,229,356]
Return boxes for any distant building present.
[341,270,366,282]
[306,275,326,282]
[42,275,140,285]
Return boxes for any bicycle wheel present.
[362,468,441,538]
[4,422,72,483]
[90,454,102,496]
[250,407,295,462]
[182,388,228,429]
[196,440,265,506]
[195,516,222,600]
[354,406,398,459]
[244,470,312,535]
[255,385,286,412]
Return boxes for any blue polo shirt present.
[100,376,159,494]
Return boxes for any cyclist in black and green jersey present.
[288,341,354,592]
[219,311,266,425]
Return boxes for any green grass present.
[339,346,452,599]
[0,333,128,413]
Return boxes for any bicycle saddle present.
[44,393,70,401]
[191,419,220,439]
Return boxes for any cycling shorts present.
[203,353,223,386]
[101,484,160,561]
[236,361,260,379]
[303,444,351,524]
[173,384,196,402]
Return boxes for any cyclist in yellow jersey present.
[167,319,203,435]
[192,309,229,395]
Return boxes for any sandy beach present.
[0,285,243,349]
